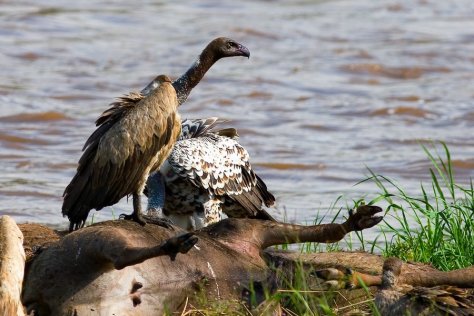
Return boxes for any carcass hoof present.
[161,232,198,261]
[345,205,383,231]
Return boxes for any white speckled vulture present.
[145,118,276,230]
[62,38,250,231]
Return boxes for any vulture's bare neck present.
[172,49,218,105]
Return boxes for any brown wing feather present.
[226,172,275,220]
[83,92,144,151]
[95,92,144,126]
[62,81,180,227]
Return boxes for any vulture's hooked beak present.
[238,44,250,58]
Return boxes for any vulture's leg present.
[192,211,206,230]
[120,192,146,226]
[145,172,166,217]
[201,197,222,228]
[141,172,174,228]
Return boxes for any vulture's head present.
[209,37,250,59]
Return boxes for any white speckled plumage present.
[149,118,275,230]
[171,134,251,193]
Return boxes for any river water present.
[1,0,473,241]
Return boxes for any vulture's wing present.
[179,117,221,140]
[167,133,275,218]
[62,79,180,228]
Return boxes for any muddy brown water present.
[1,1,473,243]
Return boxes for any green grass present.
[363,142,474,270]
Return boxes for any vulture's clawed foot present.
[143,215,175,230]
[119,211,146,226]
[161,232,198,261]
[312,268,356,290]
[68,220,85,232]
[344,204,383,231]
